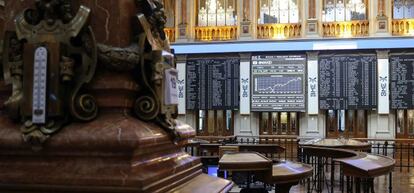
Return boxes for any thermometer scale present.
[32,47,48,124]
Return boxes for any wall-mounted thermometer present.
[32,47,48,124]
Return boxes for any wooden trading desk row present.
[215,138,395,193]
[186,141,287,162]
[300,139,395,193]
[219,152,313,193]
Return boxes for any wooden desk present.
[198,143,286,165]
[300,138,371,151]
[219,152,272,171]
[167,173,233,193]
[301,146,395,193]
[234,144,286,154]
[200,143,286,155]
[336,153,395,193]
[265,161,313,193]
[219,152,313,193]
[335,153,395,178]
[219,152,272,192]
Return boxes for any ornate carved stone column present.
[378,0,385,16]
[376,0,389,33]
[309,0,316,19]
[242,0,251,21]
[0,0,232,192]
[306,0,319,36]
[177,0,188,41]
[240,0,253,39]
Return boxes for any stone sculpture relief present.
[1,0,182,148]
[97,0,181,140]
[2,0,98,148]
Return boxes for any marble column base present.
[0,113,203,193]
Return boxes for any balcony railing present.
[322,20,369,37]
[164,27,175,43]
[392,19,414,36]
[194,26,238,41]
[257,23,302,39]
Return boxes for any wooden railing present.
[164,27,175,43]
[392,19,414,36]
[322,20,369,37]
[194,26,238,41]
[257,23,301,39]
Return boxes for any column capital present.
[307,51,319,60]
[376,50,390,59]
[176,54,187,63]
[239,53,252,61]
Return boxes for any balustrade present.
[194,26,238,41]
[392,19,414,36]
[322,20,369,37]
[257,23,302,39]
[164,27,175,42]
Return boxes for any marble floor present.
[229,170,414,193]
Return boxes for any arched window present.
[258,0,299,24]
[393,0,414,19]
[163,0,175,27]
[322,0,367,22]
[197,0,237,26]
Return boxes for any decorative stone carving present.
[2,0,98,148]
[95,0,181,141]
[0,1,235,192]
[97,44,140,71]
[135,0,181,139]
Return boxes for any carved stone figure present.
[95,0,181,141]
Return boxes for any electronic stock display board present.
[251,55,306,112]
[186,58,239,110]
[319,54,377,110]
